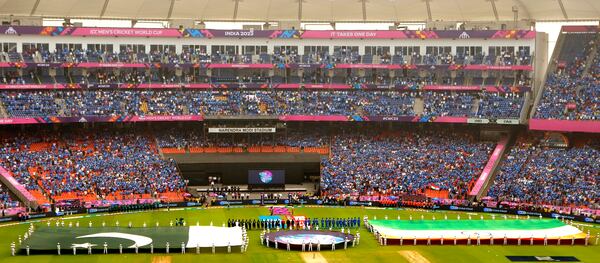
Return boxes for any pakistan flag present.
[23,226,243,251]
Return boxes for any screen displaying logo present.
[248,169,284,185]
[259,170,273,183]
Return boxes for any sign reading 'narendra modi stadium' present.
[208,127,276,133]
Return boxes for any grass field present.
[0,205,598,263]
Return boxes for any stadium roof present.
[0,0,599,23]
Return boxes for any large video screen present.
[248,170,285,185]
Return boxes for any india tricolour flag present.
[23,226,243,251]
[368,219,584,240]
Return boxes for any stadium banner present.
[6,212,54,222]
[68,62,148,68]
[429,116,469,123]
[273,84,353,89]
[0,118,42,124]
[422,84,532,93]
[295,30,534,39]
[496,119,521,125]
[423,85,481,91]
[125,115,203,122]
[208,127,276,133]
[450,65,534,71]
[392,85,419,90]
[0,62,63,68]
[212,83,269,89]
[285,63,327,69]
[203,29,277,38]
[304,84,351,89]
[485,86,532,93]
[22,115,203,124]
[334,64,403,69]
[22,226,243,251]
[278,115,350,121]
[360,84,394,89]
[0,84,69,90]
[205,63,273,69]
[529,119,600,133]
[363,116,416,122]
[159,63,200,69]
[186,83,212,89]
[467,118,491,124]
[87,84,121,89]
[294,30,407,39]
[348,201,375,206]
[125,83,184,89]
[0,26,535,39]
[274,83,302,89]
[69,27,183,37]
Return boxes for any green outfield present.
[0,206,598,263]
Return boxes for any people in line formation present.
[228,217,361,230]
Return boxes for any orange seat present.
[160,148,185,154]
[189,147,204,153]
[204,147,217,153]
[260,146,274,153]
[286,146,300,153]
[248,146,261,153]
[233,147,244,153]
[30,190,51,204]
[217,147,232,153]
[274,146,286,153]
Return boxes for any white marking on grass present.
[300,252,328,263]
[62,216,85,220]
[398,251,431,263]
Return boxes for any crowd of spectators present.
[487,136,599,208]
[0,89,524,118]
[0,130,187,202]
[535,34,599,120]
[320,129,494,199]
[0,183,19,209]
[476,92,524,118]
[422,92,475,117]
[0,124,596,212]
[155,126,326,149]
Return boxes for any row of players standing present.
[227,217,361,230]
